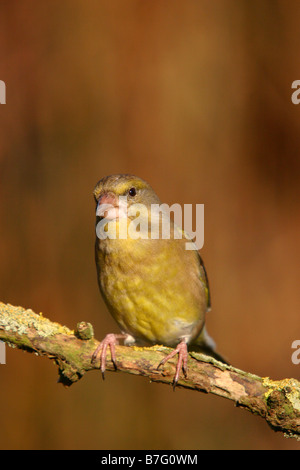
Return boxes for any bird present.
[91,174,227,387]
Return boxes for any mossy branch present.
[0,301,300,440]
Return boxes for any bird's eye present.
[128,187,137,197]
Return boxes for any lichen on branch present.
[0,301,299,440]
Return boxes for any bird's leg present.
[91,333,127,379]
[157,340,188,390]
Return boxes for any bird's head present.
[93,174,161,221]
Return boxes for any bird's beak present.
[96,193,128,220]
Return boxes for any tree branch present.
[0,301,299,440]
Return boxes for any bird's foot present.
[157,340,188,390]
[91,333,126,379]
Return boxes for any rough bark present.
[0,301,299,440]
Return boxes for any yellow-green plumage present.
[94,174,217,355]
[97,229,206,346]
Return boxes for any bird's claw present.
[91,333,125,379]
[157,340,188,390]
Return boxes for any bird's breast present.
[96,233,206,347]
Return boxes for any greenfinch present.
[92,174,226,387]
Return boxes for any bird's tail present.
[190,327,229,365]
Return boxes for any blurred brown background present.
[0,0,300,450]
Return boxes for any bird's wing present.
[197,252,211,311]
[177,225,211,312]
